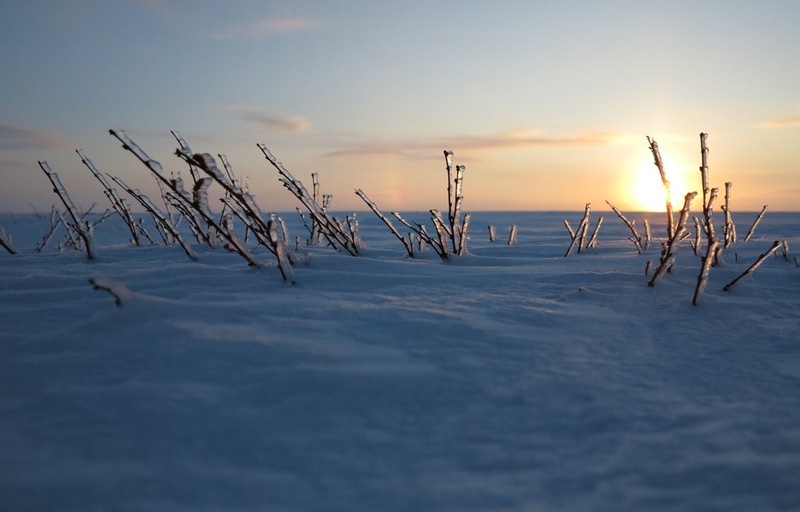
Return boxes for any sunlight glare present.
[631,155,692,212]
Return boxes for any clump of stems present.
[258,143,362,257]
[648,192,697,287]
[357,150,471,261]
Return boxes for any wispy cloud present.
[759,115,800,129]
[210,15,320,40]
[0,124,68,151]
[326,129,631,158]
[217,104,312,134]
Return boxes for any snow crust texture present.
[1,211,799,511]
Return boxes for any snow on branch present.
[89,277,133,308]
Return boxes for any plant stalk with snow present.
[744,205,768,242]
[647,136,675,240]
[722,240,783,292]
[605,200,643,254]
[37,161,97,260]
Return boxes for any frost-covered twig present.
[605,200,643,254]
[586,216,603,249]
[722,240,782,292]
[0,227,17,255]
[35,206,62,253]
[38,161,96,260]
[355,188,413,257]
[722,181,736,249]
[507,225,517,246]
[692,239,718,305]
[744,205,768,242]
[647,136,674,239]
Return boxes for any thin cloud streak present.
[759,115,800,129]
[326,129,632,158]
[217,104,312,134]
[0,124,67,151]
[210,16,320,40]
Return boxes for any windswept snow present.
[1,211,799,511]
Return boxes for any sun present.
[630,155,693,212]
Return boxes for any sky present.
[2,0,799,214]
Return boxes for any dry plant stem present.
[722,240,782,292]
[78,149,142,245]
[488,225,497,242]
[697,133,721,265]
[38,161,96,260]
[692,216,702,255]
[643,218,651,251]
[563,219,575,239]
[564,203,590,257]
[258,143,359,256]
[744,205,768,242]
[647,136,674,239]
[392,212,448,259]
[507,225,517,246]
[692,239,719,305]
[605,200,643,254]
[648,192,697,287]
[578,203,591,252]
[457,213,471,255]
[35,206,61,253]
[723,182,735,249]
[587,216,603,249]
[0,227,17,254]
[355,188,413,256]
[109,175,198,261]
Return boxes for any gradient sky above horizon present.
[2,0,799,214]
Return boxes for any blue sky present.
[2,0,799,213]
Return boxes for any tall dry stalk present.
[647,136,675,239]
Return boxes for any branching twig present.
[605,200,643,254]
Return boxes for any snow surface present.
[1,210,799,511]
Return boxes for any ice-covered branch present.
[0,227,17,255]
[744,205,768,242]
[647,136,674,239]
[89,277,133,308]
[38,161,96,260]
[722,240,782,292]
[605,200,643,254]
